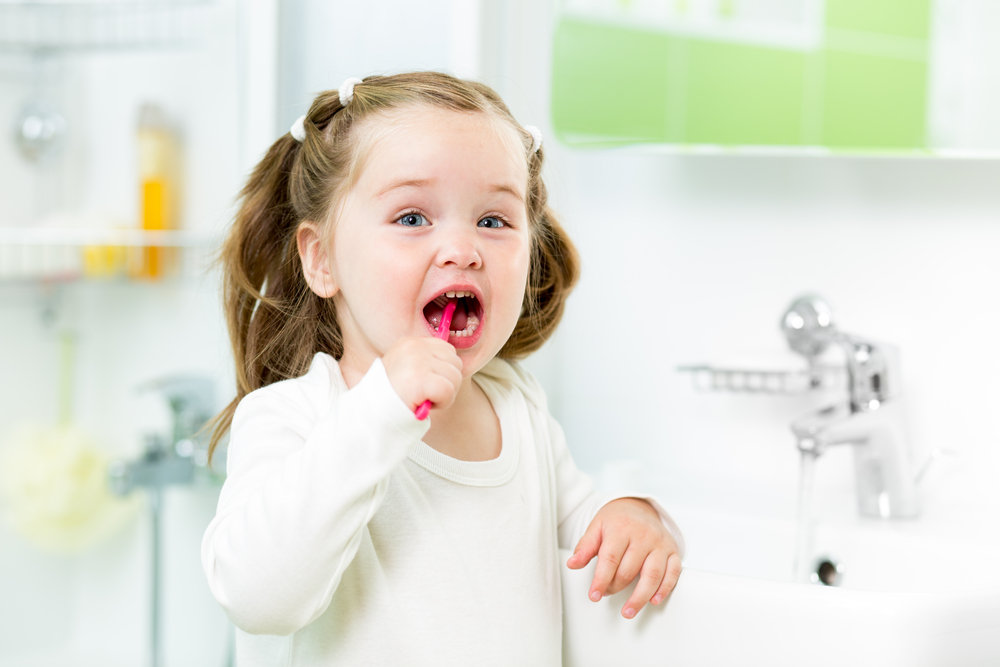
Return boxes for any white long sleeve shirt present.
[202,353,677,666]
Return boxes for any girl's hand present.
[382,337,463,415]
[566,498,682,619]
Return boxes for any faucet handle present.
[136,374,215,441]
[840,335,900,411]
[781,295,837,358]
[780,295,901,411]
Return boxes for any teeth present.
[428,291,480,337]
[450,315,480,338]
[428,314,481,337]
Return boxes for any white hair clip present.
[290,115,307,142]
[525,125,543,153]
[339,77,363,107]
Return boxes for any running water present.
[793,450,818,583]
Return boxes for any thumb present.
[566,519,602,570]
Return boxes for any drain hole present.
[813,558,841,586]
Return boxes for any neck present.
[424,375,501,461]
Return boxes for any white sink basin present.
[561,503,1000,666]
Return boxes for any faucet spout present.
[793,402,919,519]
[783,295,919,520]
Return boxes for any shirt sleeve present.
[549,413,605,551]
[200,358,428,635]
[549,414,685,559]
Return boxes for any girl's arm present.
[548,414,684,618]
[201,357,427,635]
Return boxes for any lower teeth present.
[450,315,480,338]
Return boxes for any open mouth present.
[423,290,482,338]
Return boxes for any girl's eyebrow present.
[491,183,525,203]
[376,178,524,202]
[376,178,431,199]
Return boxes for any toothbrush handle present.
[414,301,457,421]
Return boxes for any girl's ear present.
[296,221,338,298]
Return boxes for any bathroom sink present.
[560,503,1000,666]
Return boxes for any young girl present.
[201,71,682,666]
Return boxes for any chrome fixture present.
[783,295,919,519]
[109,376,214,667]
[14,100,67,163]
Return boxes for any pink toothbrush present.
[414,300,457,420]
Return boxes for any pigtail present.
[208,91,355,461]
[207,135,297,458]
[207,133,337,460]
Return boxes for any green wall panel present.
[821,49,928,149]
[551,0,932,152]
[683,38,806,146]
[552,19,675,144]
[825,0,932,40]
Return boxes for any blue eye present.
[478,216,505,229]
[397,212,428,227]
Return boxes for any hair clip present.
[525,125,543,153]
[339,77,363,107]
[289,115,306,142]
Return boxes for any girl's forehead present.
[349,106,528,191]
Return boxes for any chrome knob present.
[781,294,836,358]
[14,101,67,163]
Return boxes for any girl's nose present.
[435,226,482,269]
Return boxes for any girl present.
[201,71,682,666]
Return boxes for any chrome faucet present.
[783,296,919,519]
[108,375,215,667]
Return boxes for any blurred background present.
[1,0,999,665]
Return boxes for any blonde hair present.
[208,71,578,460]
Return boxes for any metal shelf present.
[0,0,216,54]
[0,226,216,247]
[0,227,219,282]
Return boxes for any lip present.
[423,283,485,348]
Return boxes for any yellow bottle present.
[133,103,178,280]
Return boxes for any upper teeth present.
[445,290,475,299]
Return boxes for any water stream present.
[793,450,818,583]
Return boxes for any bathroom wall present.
[526,3,1000,524]
[502,1,1000,521]
[545,150,1000,521]
[2,0,1000,665]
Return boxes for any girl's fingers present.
[568,499,683,616]
[650,552,683,606]
[588,536,628,601]
[620,551,667,618]
[605,544,644,596]
[566,521,602,570]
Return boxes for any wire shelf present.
[677,363,847,395]
[0,0,216,53]
[0,227,220,281]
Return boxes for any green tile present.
[550,6,932,151]
[551,19,676,144]
[683,38,806,146]
[825,0,932,40]
[821,49,928,149]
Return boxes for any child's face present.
[320,107,531,381]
